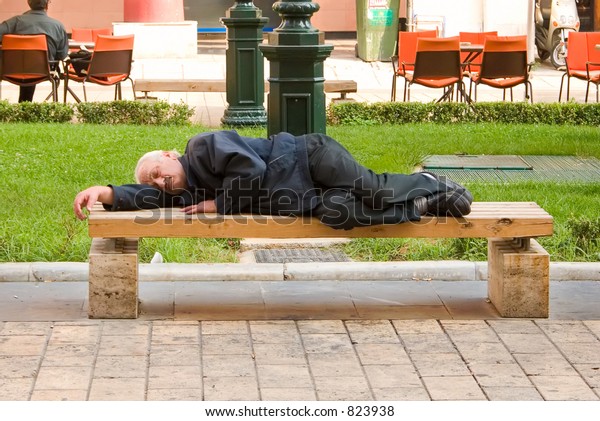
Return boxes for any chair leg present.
[391,75,396,102]
[585,82,590,103]
[403,79,408,102]
[129,78,135,100]
[558,73,567,102]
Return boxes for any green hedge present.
[327,101,600,126]
[0,100,74,123]
[0,100,194,125]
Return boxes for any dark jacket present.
[108,131,319,216]
[0,10,69,61]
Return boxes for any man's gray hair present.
[28,0,49,11]
[134,150,181,183]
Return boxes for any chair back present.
[585,32,600,72]
[459,31,498,66]
[92,28,113,42]
[565,31,588,72]
[88,35,134,79]
[413,37,462,80]
[479,35,528,79]
[0,34,51,83]
[71,28,93,43]
[397,29,438,71]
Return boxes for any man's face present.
[137,152,187,194]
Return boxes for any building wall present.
[0,0,123,33]
[0,0,358,34]
[311,0,356,32]
[1,0,595,35]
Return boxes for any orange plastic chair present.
[71,28,93,43]
[390,29,438,101]
[64,34,134,102]
[469,35,533,103]
[459,31,498,69]
[404,36,464,103]
[92,28,113,42]
[583,32,600,102]
[0,34,58,102]
[558,31,588,102]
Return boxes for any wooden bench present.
[87,202,553,319]
[133,78,358,101]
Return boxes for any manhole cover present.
[253,248,351,263]
[422,155,600,183]
[423,155,532,170]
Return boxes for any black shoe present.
[421,172,473,217]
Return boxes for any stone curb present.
[0,261,599,283]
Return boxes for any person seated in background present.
[0,0,68,102]
[73,130,473,230]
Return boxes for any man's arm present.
[73,186,114,220]
[181,200,217,215]
[73,184,191,220]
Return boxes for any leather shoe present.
[421,172,473,217]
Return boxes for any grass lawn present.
[1,122,598,263]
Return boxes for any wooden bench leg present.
[89,238,139,319]
[488,238,549,318]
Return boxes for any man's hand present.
[181,200,217,215]
[73,186,114,220]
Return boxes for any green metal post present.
[260,1,333,136]
[220,1,269,126]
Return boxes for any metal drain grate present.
[253,248,351,263]
[424,154,532,170]
[422,155,600,183]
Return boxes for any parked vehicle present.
[534,0,580,68]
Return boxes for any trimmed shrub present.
[327,101,600,126]
[0,100,194,125]
[75,100,194,125]
[0,100,74,123]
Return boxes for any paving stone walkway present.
[1,319,599,401]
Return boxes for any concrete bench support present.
[488,237,550,318]
[89,237,139,319]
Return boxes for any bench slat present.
[133,79,357,94]
[88,202,553,239]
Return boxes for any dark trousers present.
[19,86,36,102]
[305,133,443,230]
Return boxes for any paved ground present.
[0,279,598,401]
[1,39,599,403]
[0,316,599,401]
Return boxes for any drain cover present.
[253,248,351,263]
[422,155,600,183]
[423,155,532,170]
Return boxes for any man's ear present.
[162,151,177,160]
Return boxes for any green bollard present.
[260,1,333,136]
[220,1,269,126]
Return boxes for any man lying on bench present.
[73,130,473,230]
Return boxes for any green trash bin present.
[355,0,400,62]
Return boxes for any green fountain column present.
[220,2,269,126]
[260,1,333,136]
